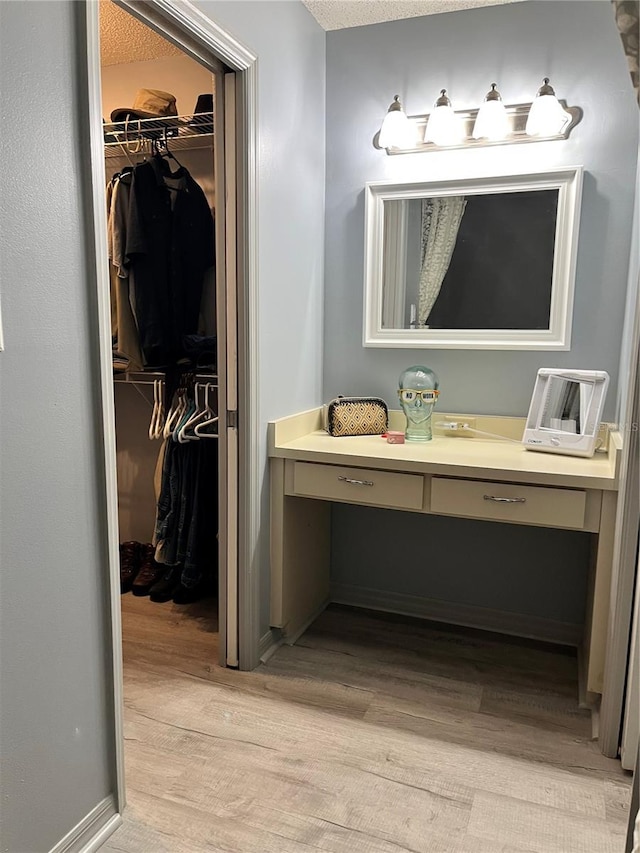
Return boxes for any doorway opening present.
[84,0,259,812]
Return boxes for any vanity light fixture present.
[424,89,464,147]
[472,83,509,140]
[377,95,416,150]
[374,78,582,155]
[525,78,573,137]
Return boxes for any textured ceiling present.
[98,0,527,59]
[301,0,525,30]
[100,1,183,66]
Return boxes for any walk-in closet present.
[99,1,236,684]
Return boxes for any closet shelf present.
[104,112,214,159]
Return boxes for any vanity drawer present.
[292,462,424,510]
[430,477,586,529]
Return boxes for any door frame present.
[599,161,640,758]
[83,0,260,811]
[620,541,640,771]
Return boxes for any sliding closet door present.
[215,70,240,667]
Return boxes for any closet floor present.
[104,599,631,853]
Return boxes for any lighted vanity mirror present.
[523,368,609,457]
[363,167,583,349]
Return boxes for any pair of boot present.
[120,542,210,603]
[144,566,214,604]
[119,542,163,596]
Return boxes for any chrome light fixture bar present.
[374,80,582,155]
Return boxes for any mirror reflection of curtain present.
[612,0,639,105]
[418,196,467,325]
[382,200,408,328]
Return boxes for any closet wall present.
[101,54,215,543]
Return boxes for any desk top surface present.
[269,409,620,491]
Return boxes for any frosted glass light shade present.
[472,83,509,140]
[526,81,572,136]
[472,98,509,140]
[378,96,416,149]
[424,105,463,145]
[424,91,463,146]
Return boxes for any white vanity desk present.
[268,408,621,701]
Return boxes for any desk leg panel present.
[585,490,618,695]
[270,459,331,641]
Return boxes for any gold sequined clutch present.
[325,396,389,437]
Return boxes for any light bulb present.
[526,78,572,136]
[472,83,509,140]
[378,95,417,149]
[424,89,463,147]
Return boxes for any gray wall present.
[324,1,638,629]
[324,0,638,419]
[0,1,326,850]
[197,1,326,636]
[0,3,114,851]
[331,507,591,628]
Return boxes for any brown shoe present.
[120,541,140,593]
[132,543,163,596]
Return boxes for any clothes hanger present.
[163,383,188,439]
[172,394,197,442]
[180,382,219,442]
[148,379,160,440]
[151,379,165,440]
[153,132,184,174]
[177,383,200,443]
[169,373,202,441]
[157,382,167,440]
[193,384,219,439]
[178,383,208,443]
[194,414,219,439]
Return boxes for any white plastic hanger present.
[178,383,211,443]
[154,381,166,440]
[163,385,188,439]
[148,379,165,440]
[148,380,159,440]
[193,384,219,439]
[176,382,201,443]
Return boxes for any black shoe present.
[149,566,182,602]
[132,543,164,596]
[120,541,141,593]
[172,579,213,604]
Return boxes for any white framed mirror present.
[363,166,583,349]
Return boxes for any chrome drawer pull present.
[483,494,526,504]
[338,476,374,487]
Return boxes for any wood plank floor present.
[103,597,631,853]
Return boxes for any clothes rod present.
[114,371,218,386]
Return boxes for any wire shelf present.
[114,368,218,386]
[104,112,214,159]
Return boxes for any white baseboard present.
[48,795,120,853]
[330,583,582,647]
[258,628,283,664]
